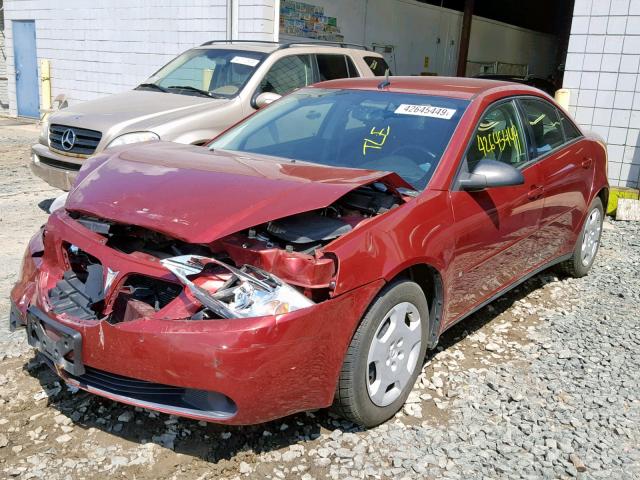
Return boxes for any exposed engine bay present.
[58,183,403,323]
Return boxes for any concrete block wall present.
[4,0,278,116]
[564,0,640,188]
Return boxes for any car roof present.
[195,42,280,54]
[193,41,380,56]
[310,76,545,100]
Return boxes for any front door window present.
[258,55,314,96]
[466,101,528,172]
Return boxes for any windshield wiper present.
[136,83,169,93]
[167,85,221,98]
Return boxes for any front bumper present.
[10,212,383,424]
[30,143,84,191]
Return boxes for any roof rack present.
[200,39,369,51]
[201,40,281,46]
[279,41,369,51]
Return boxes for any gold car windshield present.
[142,49,266,98]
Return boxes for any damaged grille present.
[109,275,182,324]
[49,244,105,320]
[50,245,183,322]
[49,266,104,321]
[122,275,182,309]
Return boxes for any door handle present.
[527,185,543,201]
[581,157,593,169]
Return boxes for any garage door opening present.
[279,0,575,94]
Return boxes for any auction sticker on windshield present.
[394,104,456,119]
[231,56,260,67]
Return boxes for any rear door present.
[315,54,360,80]
[517,97,593,265]
[446,99,545,323]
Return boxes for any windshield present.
[141,48,266,98]
[210,88,468,190]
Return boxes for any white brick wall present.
[0,32,9,114]
[238,0,277,40]
[565,0,640,188]
[4,0,278,116]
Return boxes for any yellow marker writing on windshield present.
[363,126,391,155]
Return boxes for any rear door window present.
[519,98,565,157]
[316,54,350,81]
[258,55,314,96]
[346,56,360,77]
[364,56,391,76]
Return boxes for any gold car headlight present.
[106,131,160,149]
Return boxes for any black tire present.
[557,197,604,278]
[332,279,429,427]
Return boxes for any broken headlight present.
[49,192,69,214]
[161,255,314,319]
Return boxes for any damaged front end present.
[56,179,406,324]
[10,166,407,423]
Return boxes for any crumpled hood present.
[66,142,411,244]
[49,90,225,134]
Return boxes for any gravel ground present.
[0,123,639,479]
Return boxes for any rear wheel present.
[332,280,428,427]
[558,197,604,277]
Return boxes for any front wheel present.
[332,280,429,427]
[558,197,604,277]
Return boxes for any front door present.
[13,20,40,118]
[446,99,545,323]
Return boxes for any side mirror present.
[253,91,281,109]
[459,159,525,191]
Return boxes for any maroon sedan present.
[11,77,608,427]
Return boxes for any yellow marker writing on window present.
[363,126,391,155]
[477,124,522,157]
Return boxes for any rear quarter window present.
[559,111,583,141]
[364,56,391,76]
